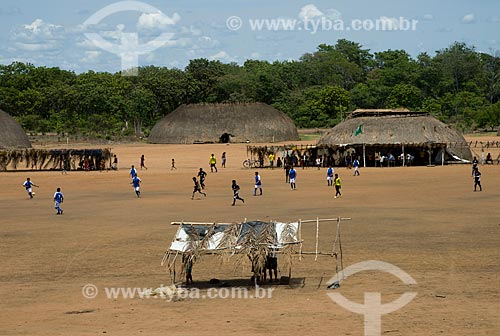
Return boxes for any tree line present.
[1,39,499,137]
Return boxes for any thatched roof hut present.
[0,110,31,149]
[318,109,472,164]
[148,102,299,144]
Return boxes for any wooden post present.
[315,217,319,261]
[298,219,303,261]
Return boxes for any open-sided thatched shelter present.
[148,102,299,144]
[0,110,31,149]
[318,109,472,166]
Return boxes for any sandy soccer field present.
[1,138,499,336]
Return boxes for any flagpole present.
[363,143,366,168]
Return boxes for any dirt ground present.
[1,137,499,336]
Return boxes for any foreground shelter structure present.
[0,109,31,150]
[162,218,349,286]
[148,102,300,144]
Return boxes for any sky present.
[0,0,499,73]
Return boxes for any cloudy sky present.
[0,0,499,73]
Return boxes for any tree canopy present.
[1,39,499,136]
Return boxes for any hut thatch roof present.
[318,109,472,160]
[148,102,299,144]
[0,110,31,149]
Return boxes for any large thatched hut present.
[318,109,472,166]
[148,103,299,144]
[0,110,31,149]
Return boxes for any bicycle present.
[242,159,262,168]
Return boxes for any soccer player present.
[289,167,297,190]
[197,168,207,189]
[254,171,262,196]
[353,159,360,176]
[53,187,64,215]
[130,165,137,178]
[131,175,141,198]
[191,177,206,200]
[22,177,39,199]
[269,153,275,170]
[209,154,218,173]
[334,173,342,198]
[231,180,244,206]
[326,166,334,186]
[473,168,482,192]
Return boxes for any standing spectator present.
[315,157,322,170]
[285,164,291,183]
[53,187,64,215]
[269,153,275,170]
[111,155,118,170]
[334,173,342,198]
[221,152,227,168]
[231,180,244,206]
[23,177,39,199]
[254,171,263,196]
[353,158,360,176]
[473,169,482,192]
[140,154,148,170]
[289,167,297,190]
[471,156,478,176]
[209,154,218,173]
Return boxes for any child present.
[53,187,64,215]
[221,152,227,168]
[23,177,39,199]
[171,158,177,170]
[131,175,141,198]
[140,154,148,170]
[254,171,262,196]
[231,180,244,206]
[192,177,206,199]
[334,173,342,198]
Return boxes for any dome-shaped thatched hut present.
[318,109,472,165]
[0,110,31,149]
[148,103,299,144]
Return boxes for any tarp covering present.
[169,221,299,253]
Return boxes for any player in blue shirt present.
[130,165,137,178]
[131,175,141,197]
[289,167,297,190]
[326,167,334,186]
[353,159,360,176]
[22,177,39,199]
[53,188,64,215]
[254,171,262,196]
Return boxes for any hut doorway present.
[219,133,232,143]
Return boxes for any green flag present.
[354,125,363,136]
